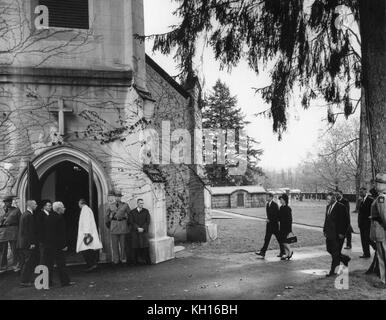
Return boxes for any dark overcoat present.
[129,208,150,249]
[17,210,37,249]
[278,205,292,242]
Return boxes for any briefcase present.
[286,232,298,244]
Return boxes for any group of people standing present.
[0,198,79,287]
[105,191,151,266]
[255,193,294,261]
[0,190,152,289]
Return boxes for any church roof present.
[145,55,190,99]
[210,185,267,195]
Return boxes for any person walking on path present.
[255,193,284,258]
[324,192,351,277]
[278,194,293,261]
[337,190,353,250]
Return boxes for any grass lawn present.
[277,270,386,300]
[182,217,325,255]
[221,200,359,233]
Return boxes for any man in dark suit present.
[35,200,52,264]
[358,187,376,258]
[17,200,39,287]
[255,193,284,258]
[337,190,353,249]
[324,192,351,277]
[129,199,151,265]
[42,202,73,288]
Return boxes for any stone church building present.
[0,0,217,264]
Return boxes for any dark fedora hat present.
[115,190,123,197]
[108,190,123,197]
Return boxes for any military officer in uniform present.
[105,191,130,265]
[370,174,386,288]
[0,196,22,274]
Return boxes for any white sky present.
[143,0,356,171]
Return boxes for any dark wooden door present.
[237,193,244,207]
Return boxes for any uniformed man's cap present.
[375,173,386,184]
[108,190,123,197]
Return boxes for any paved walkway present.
[0,213,373,300]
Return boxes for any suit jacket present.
[278,205,292,239]
[358,195,374,228]
[35,210,50,245]
[266,201,280,231]
[105,201,130,235]
[17,210,37,249]
[129,208,150,249]
[339,197,351,227]
[323,202,349,240]
[43,212,67,250]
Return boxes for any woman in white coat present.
[77,199,102,272]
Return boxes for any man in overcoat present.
[129,199,151,265]
[17,200,39,287]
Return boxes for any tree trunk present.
[359,0,386,175]
[356,88,366,211]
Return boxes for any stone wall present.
[210,192,265,209]
[145,57,217,242]
[211,195,230,208]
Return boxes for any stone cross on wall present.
[49,99,73,136]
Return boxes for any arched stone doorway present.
[17,146,111,262]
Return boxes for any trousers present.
[111,234,127,264]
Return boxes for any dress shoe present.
[85,265,98,273]
[326,272,338,277]
[373,282,386,289]
[20,282,34,288]
[342,257,351,267]
[61,281,76,287]
[255,251,265,258]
